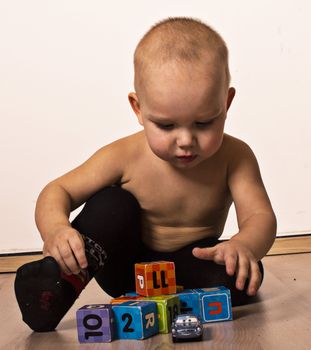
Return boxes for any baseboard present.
[1,236,311,273]
[0,253,44,273]
[267,235,311,255]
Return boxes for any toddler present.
[15,17,276,332]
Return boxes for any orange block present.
[110,295,144,304]
[135,261,176,296]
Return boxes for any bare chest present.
[122,157,231,228]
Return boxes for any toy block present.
[112,301,159,339]
[76,304,115,343]
[176,289,201,318]
[144,295,180,333]
[110,295,143,305]
[176,285,184,293]
[196,287,232,323]
[135,261,176,296]
[125,291,141,296]
[125,287,183,296]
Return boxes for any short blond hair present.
[134,17,230,92]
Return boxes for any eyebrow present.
[197,109,223,120]
[147,115,174,123]
[148,109,223,122]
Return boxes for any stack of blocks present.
[76,260,233,343]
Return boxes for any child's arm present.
[35,138,128,275]
[193,140,277,296]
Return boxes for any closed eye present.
[154,122,174,130]
[195,119,215,128]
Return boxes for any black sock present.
[14,236,106,332]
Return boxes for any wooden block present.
[135,261,176,296]
[176,289,201,317]
[112,301,159,339]
[196,287,232,323]
[176,285,184,293]
[144,295,180,333]
[112,294,180,332]
[76,304,115,343]
[110,296,143,305]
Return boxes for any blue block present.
[112,301,159,339]
[125,291,140,296]
[195,287,232,323]
[175,289,201,317]
[76,304,115,343]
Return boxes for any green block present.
[144,295,180,333]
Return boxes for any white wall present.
[1,0,310,253]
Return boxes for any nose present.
[176,129,195,148]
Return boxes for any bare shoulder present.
[96,131,146,172]
[222,133,258,169]
[108,131,145,155]
[222,133,255,155]
[222,133,262,187]
[51,131,145,207]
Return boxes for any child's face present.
[129,62,235,169]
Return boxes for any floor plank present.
[1,253,311,349]
[267,235,311,255]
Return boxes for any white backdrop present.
[1,0,310,254]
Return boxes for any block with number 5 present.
[112,301,159,339]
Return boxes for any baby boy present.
[15,17,276,332]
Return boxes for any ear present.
[226,87,236,111]
[128,92,144,125]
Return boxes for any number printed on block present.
[112,301,159,339]
[144,295,180,333]
[76,304,115,343]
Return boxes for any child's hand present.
[43,225,88,275]
[192,240,261,296]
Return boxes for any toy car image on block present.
[171,314,203,343]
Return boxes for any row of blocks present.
[77,261,233,342]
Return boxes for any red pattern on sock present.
[60,270,90,295]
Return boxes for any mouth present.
[176,155,197,163]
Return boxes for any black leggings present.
[71,186,264,306]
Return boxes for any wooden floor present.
[1,253,311,350]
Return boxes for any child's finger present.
[58,242,81,275]
[50,248,72,275]
[224,252,237,276]
[235,255,250,290]
[192,247,217,260]
[69,235,88,270]
[247,261,262,296]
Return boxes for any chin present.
[172,156,203,169]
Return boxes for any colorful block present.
[196,287,232,323]
[110,295,143,304]
[76,304,115,343]
[113,293,181,333]
[176,285,184,293]
[112,301,159,339]
[135,261,176,296]
[176,289,201,317]
[144,295,180,333]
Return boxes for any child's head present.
[129,17,235,169]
